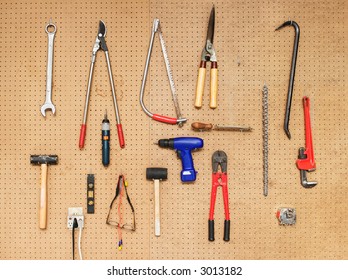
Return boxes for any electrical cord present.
[72,218,78,260]
[77,220,83,260]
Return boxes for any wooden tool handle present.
[195,61,207,108]
[210,62,218,109]
[191,122,214,131]
[39,164,48,229]
[154,180,160,236]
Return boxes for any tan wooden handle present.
[210,62,218,109]
[154,180,160,236]
[195,62,207,108]
[191,122,214,131]
[39,164,48,229]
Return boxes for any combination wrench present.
[41,21,57,117]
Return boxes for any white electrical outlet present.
[67,207,84,229]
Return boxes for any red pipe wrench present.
[296,96,317,188]
[209,151,230,241]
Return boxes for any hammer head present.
[30,155,58,165]
[146,168,168,181]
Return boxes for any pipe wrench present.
[296,96,317,188]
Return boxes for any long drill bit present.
[262,83,269,196]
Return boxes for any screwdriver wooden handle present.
[210,62,218,109]
[191,122,214,131]
[195,61,207,108]
[39,164,48,229]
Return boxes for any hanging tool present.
[102,110,110,167]
[276,207,296,225]
[157,137,203,182]
[79,20,125,149]
[87,174,95,214]
[41,19,57,117]
[106,175,136,250]
[191,122,252,132]
[296,96,317,188]
[275,20,300,139]
[146,168,168,237]
[195,6,218,109]
[139,19,187,126]
[209,151,230,242]
[30,154,58,229]
[262,83,269,196]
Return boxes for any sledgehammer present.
[146,168,167,236]
[30,155,58,229]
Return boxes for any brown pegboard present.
[0,0,347,259]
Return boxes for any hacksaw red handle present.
[79,124,87,149]
[296,96,316,170]
[117,124,125,148]
[152,114,178,124]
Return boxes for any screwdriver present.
[191,122,252,132]
[102,110,110,166]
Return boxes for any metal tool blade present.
[98,20,106,37]
[206,6,215,45]
[214,125,252,132]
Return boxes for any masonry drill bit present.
[262,83,269,196]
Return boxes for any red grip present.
[79,124,86,149]
[117,124,125,148]
[152,114,178,124]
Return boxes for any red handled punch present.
[209,150,230,242]
[296,96,317,188]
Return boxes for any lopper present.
[79,20,125,149]
[139,19,187,126]
[208,151,230,242]
[195,6,218,109]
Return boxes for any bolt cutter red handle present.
[208,150,230,242]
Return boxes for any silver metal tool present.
[262,83,269,196]
[139,19,187,126]
[41,20,57,117]
[276,208,296,225]
[79,20,125,149]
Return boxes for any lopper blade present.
[98,20,106,37]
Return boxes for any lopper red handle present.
[117,124,125,148]
[79,124,87,149]
[152,114,178,124]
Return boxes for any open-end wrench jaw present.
[41,103,56,117]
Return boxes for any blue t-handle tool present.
[158,137,204,182]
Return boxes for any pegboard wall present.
[0,0,346,259]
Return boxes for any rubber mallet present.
[146,167,168,236]
[30,155,58,229]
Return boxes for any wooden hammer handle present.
[39,164,48,229]
[154,180,160,236]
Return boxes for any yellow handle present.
[39,164,48,229]
[210,67,218,109]
[195,66,206,108]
